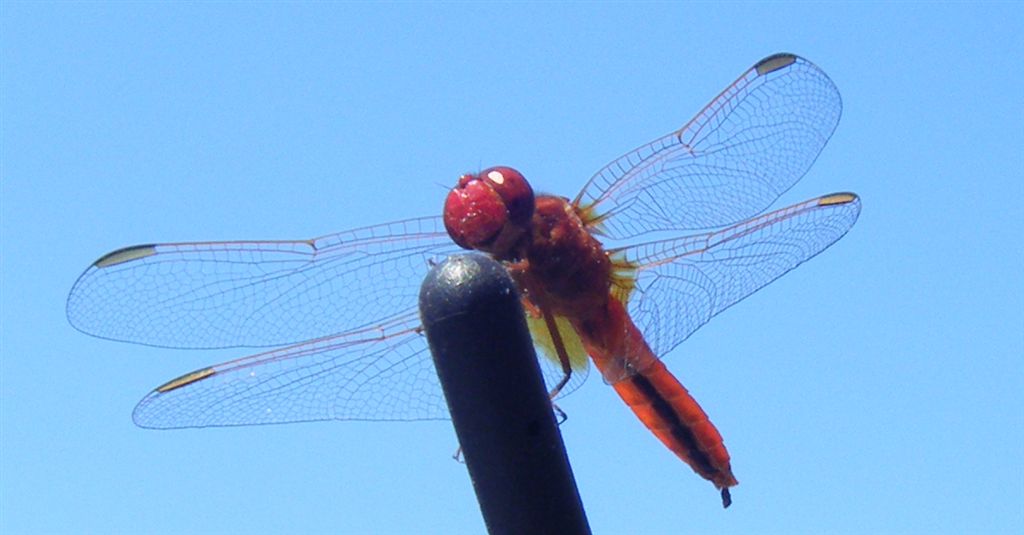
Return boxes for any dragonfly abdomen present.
[580,297,738,507]
[613,358,738,507]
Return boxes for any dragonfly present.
[67,53,860,508]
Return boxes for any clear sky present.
[2,3,1022,534]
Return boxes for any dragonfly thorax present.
[511,195,613,319]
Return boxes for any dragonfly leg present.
[551,403,568,424]
[541,309,573,400]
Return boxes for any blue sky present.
[2,3,1022,534]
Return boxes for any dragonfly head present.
[444,166,535,257]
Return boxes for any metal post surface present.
[419,254,590,535]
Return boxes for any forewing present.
[618,193,860,363]
[576,54,842,239]
[67,217,461,349]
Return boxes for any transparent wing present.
[616,192,860,372]
[131,312,449,428]
[132,310,589,428]
[67,217,461,349]
[70,216,589,426]
[575,53,842,239]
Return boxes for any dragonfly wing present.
[67,217,462,349]
[132,306,592,427]
[616,193,860,367]
[576,54,842,239]
[131,312,450,427]
[526,312,591,399]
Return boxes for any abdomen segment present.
[580,298,738,507]
[611,358,738,507]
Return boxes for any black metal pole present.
[419,254,590,535]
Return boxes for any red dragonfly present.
[67,53,859,508]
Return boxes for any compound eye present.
[442,167,535,252]
[443,177,507,250]
[479,166,534,227]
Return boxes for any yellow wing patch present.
[610,251,639,305]
[525,313,590,372]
